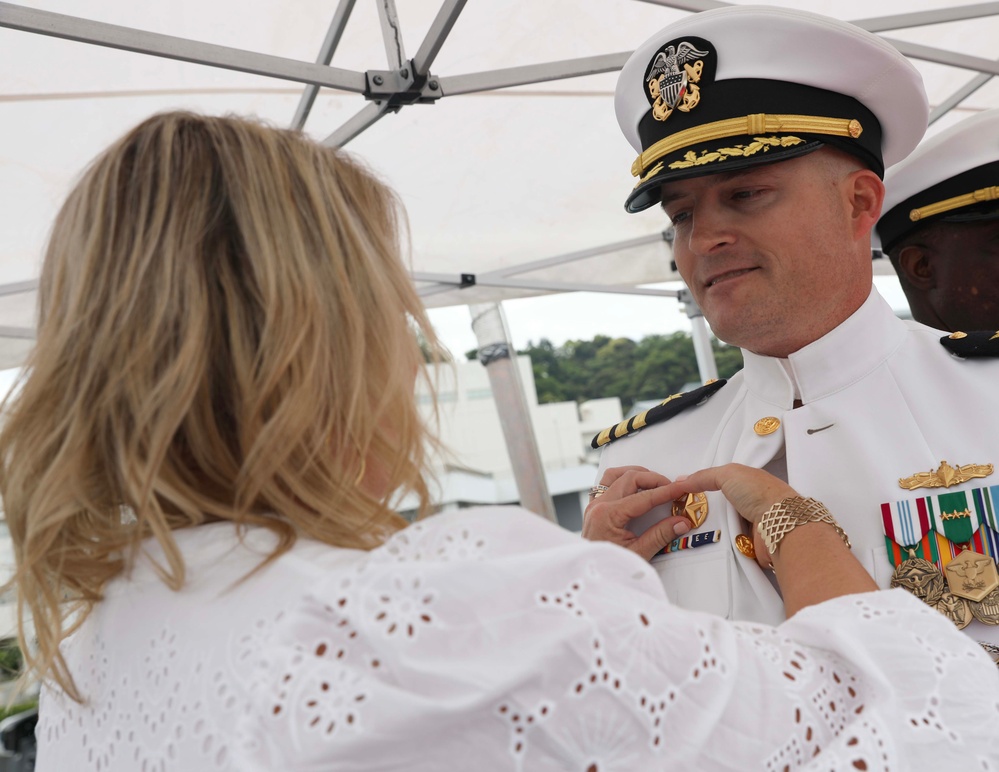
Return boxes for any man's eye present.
[668,210,691,225]
[732,189,762,201]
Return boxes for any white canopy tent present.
[3,0,999,367]
[3,0,999,514]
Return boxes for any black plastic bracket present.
[364,60,442,111]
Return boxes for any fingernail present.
[674,521,690,535]
[675,474,689,482]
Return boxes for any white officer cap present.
[878,108,999,252]
[616,5,928,213]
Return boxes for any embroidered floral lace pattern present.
[36,508,999,771]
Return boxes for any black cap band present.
[878,160,999,252]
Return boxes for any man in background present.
[878,108,999,332]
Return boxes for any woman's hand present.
[582,466,695,560]
[667,464,798,569]
[628,463,872,613]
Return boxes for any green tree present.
[466,332,743,415]
[0,638,23,681]
[518,332,742,414]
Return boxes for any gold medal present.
[672,492,708,527]
[890,551,945,605]
[970,586,999,625]
[933,591,973,629]
[943,548,999,602]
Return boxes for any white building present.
[409,355,622,532]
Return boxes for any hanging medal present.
[882,483,999,629]
[882,500,946,604]
[971,586,999,625]
[968,491,999,625]
[933,589,973,629]
[889,546,945,605]
[932,490,999,602]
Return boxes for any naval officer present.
[878,108,999,331]
[586,6,999,656]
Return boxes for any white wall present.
[420,355,608,478]
[412,356,623,530]
[417,356,621,478]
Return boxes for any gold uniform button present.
[734,534,756,559]
[754,416,781,436]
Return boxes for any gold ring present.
[588,485,610,500]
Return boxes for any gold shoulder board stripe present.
[590,380,727,449]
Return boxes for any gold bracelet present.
[756,496,850,557]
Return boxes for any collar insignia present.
[899,460,994,491]
[644,37,713,123]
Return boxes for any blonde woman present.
[1,112,995,772]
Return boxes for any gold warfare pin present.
[898,460,994,490]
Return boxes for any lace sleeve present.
[235,507,999,771]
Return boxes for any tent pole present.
[0,2,366,92]
[470,303,558,523]
[291,0,358,130]
[678,288,719,384]
[412,0,468,76]
[376,0,406,70]
[929,68,995,125]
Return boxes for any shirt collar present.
[741,288,906,408]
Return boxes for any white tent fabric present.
[2,0,999,370]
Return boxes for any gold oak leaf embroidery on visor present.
[635,161,666,188]
[668,136,804,170]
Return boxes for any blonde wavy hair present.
[0,111,441,702]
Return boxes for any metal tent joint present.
[364,60,442,109]
[478,342,511,366]
[676,286,704,320]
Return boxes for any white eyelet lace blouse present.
[35,507,999,771]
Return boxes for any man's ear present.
[846,169,884,240]
[896,244,936,290]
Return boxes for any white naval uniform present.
[598,287,999,645]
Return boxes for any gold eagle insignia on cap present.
[645,41,710,124]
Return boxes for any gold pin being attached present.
[734,534,756,559]
[754,417,781,436]
[949,331,968,339]
[672,492,708,528]
[898,460,994,490]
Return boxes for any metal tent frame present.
[2,0,998,513]
[2,0,998,372]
